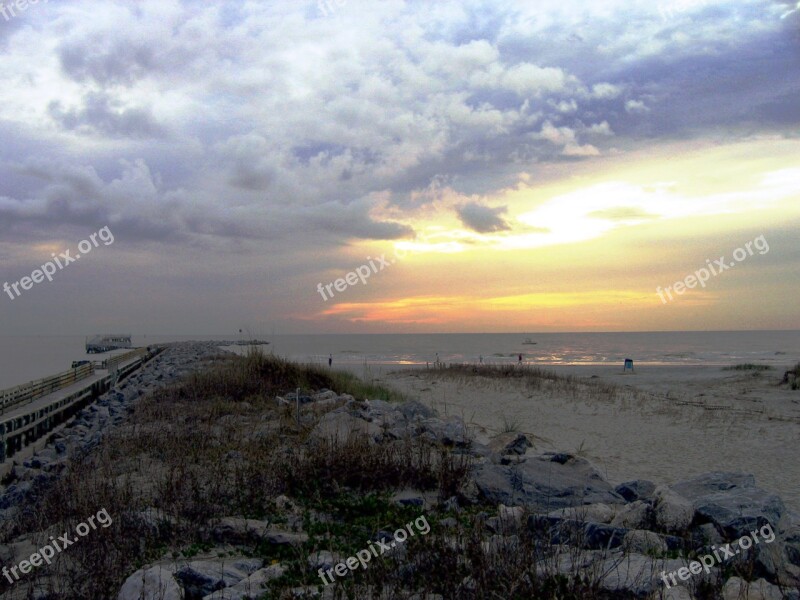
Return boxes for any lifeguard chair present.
[623,358,635,373]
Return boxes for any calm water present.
[1,331,799,390]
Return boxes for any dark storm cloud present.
[48,93,167,139]
[456,202,511,233]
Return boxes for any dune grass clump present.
[722,364,774,371]
[173,348,405,404]
[425,363,621,401]
[0,350,464,599]
[789,362,800,390]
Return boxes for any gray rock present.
[175,563,225,598]
[671,472,785,538]
[623,529,668,554]
[472,453,624,510]
[654,486,695,534]
[392,489,425,507]
[611,500,653,530]
[307,550,335,571]
[614,480,656,503]
[420,416,470,447]
[722,577,784,600]
[398,400,436,420]
[502,434,532,456]
[264,530,308,546]
[117,565,182,600]
[597,554,688,598]
[202,565,286,600]
[212,518,271,544]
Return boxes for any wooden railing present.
[0,363,94,413]
[96,347,148,372]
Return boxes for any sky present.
[0,0,798,335]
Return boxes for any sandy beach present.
[386,364,800,513]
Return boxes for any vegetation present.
[722,363,774,371]
[1,351,776,599]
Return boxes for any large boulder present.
[117,565,183,600]
[654,486,695,534]
[472,453,623,511]
[614,480,656,503]
[202,565,286,600]
[670,472,786,539]
[721,577,785,600]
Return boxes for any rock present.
[623,529,668,554]
[472,453,624,511]
[212,518,271,544]
[670,472,785,539]
[611,500,653,530]
[117,565,183,600]
[264,530,308,546]
[202,565,286,600]
[614,480,656,503]
[548,503,615,524]
[312,390,338,402]
[597,554,687,598]
[175,558,262,597]
[308,550,335,571]
[420,416,471,447]
[654,486,695,534]
[502,433,532,455]
[583,522,628,549]
[721,577,784,600]
[398,400,436,420]
[392,489,425,508]
[662,585,694,600]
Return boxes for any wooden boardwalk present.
[0,347,160,462]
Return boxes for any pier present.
[0,347,161,464]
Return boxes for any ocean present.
[1,331,799,391]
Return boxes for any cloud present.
[48,93,166,139]
[625,100,650,114]
[456,202,511,233]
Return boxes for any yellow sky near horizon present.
[306,137,800,332]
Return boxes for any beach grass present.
[3,350,756,599]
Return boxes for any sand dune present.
[386,365,800,512]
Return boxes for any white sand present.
[385,365,800,512]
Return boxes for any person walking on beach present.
[479,354,483,364]
[518,353,523,365]
[328,354,333,368]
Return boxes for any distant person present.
[479,354,483,364]
[328,354,333,368]
[518,353,523,365]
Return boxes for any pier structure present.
[0,346,161,463]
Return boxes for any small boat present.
[522,338,537,345]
